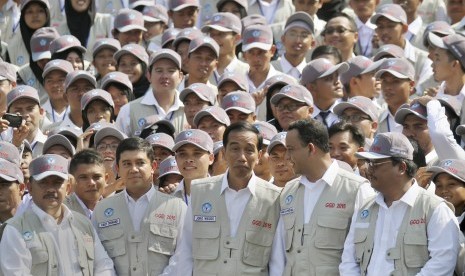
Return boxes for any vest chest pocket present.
[148,224,177,255]
[403,232,429,268]
[99,229,126,258]
[30,248,49,265]
[243,230,274,267]
[192,225,220,260]
[283,213,295,251]
[354,230,368,264]
[314,216,349,249]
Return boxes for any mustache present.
[43,194,58,200]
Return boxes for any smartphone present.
[2,113,23,128]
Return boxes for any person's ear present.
[208,153,215,165]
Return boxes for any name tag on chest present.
[193,215,216,222]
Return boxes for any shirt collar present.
[280,56,307,74]
[425,149,438,165]
[403,40,417,62]
[375,180,419,208]
[311,100,339,117]
[300,160,339,188]
[31,202,73,225]
[408,17,423,36]
[220,170,257,197]
[31,129,47,145]
[355,16,376,29]
[72,193,94,218]
[124,185,156,204]
[140,88,183,110]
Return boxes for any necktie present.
[320,111,330,128]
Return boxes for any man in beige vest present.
[0,154,116,275]
[66,149,107,218]
[92,137,186,275]
[340,132,459,275]
[274,118,375,275]
[116,49,187,137]
[162,121,282,275]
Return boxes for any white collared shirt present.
[248,64,281,121]
[162,171,283,276]
[279,55,306,80]
[250,0,279,24]
[59,114,83,134]
[312,100,340,128]
[173,180,191,206]
[74,194,93,219]
[43,100,70,123]
[213,57,249,81]
[340,182,459,275]
[116,89,183,136]
[355,16,376,57]
[406,16,423,43]
[123,186,156,232]
[436,81,465,104]
[379,108,403,133]
[0,203,116,275]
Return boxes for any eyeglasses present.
[366,159,392,168]
[340,114,371,123]
[276,103,307,112]
[323,26,354,36]
[96,143,119,151]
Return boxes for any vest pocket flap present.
[193,226,221,239]
[31,250,49,264]
[99,229,124,241]
[354,231,368,244]
[245,230,274,246]
[150,224,177,238]
[403,233,428,245]
[317,216,348,230]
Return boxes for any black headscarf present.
[20,1,50,58]
[64,0,93,47]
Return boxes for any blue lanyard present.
[257,0,281,25]
[386,116,391,132]
[51,107,68,123]
[153,105,175,122]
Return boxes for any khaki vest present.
[280,168,367,276]
[7,208,95,276]
[64,193,88,218]
[7,31,29,66]
[17,64,48,105]
[128,94,187,137]
[190,174,281,276]
[353,188,444,276]
[56,13,112,61]
[93,190,186,276]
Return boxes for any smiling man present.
[0,159,24,224]
[0,154,116,275]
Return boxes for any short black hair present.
[328,121,365,148]
[326,13,357,33]
[69,149,105,175]
[116,137,154,164]
[288,118,330,153]
[223,121,263,150]
[217,1,247,18]
[51,49,85,69]
[391,157,417,178]
[310,45,342,64]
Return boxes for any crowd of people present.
[0,0,463,274]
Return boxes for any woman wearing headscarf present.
[56,0,112,61]
[7,0,51,67]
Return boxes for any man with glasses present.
[322,13,359,62]
[272,12,315,80]
[301,58,349,128]
[340,132,459,275]
[334,96,379,147]
[270,84,314,131]
[274,118,374,274]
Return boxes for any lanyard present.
[213,70,220,84]
[153,105,175,121]
[257,0,281,25]
[386,116,391,132]
[184,191,188,205]
[51,107,68,123]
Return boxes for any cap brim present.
[150,54,180,69]
[172,4,198,11]
[355,151,391,159]
[193,111,228,127]
[94,127,126,147]
[270,93,306,105]
[0,173,16,182]
[427,32,447,49]
[42,66,67,78]
[319,62,349,79]
[371,13,403,24]
[428,166,465,183]
[117,25,147,32]
[333,102,364,116]
[242,42,272,52]
[267,140,285,154]
[67,75,97,90]
[32,51,51,62]
[172,141,211,153]
[225,106,253,114]
[361,58,385,74]
[375,69,411,80]
[32,171,68,181]
[394,108,426,124]
[201,25,233,33]
[158,170,181,179]
[143,16,163,23]
[56,45,87,54]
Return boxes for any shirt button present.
[131,235,135,239]
[387,253,390,256]
[298,229,301,232]
[133,267,137,271]
[226,241,230,245]
[224,260,227,264]
[368,249,371,252]
[52,265,57,268]
[297,250,301,253]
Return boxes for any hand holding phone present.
[2,113,23,128]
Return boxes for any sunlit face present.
[447,0,465,24]
[8,98,43,135]
[309,72,343,102]
[282,26,314,57]
[218,81,241,104]
[183,93,210,127]
[435,173,465,215]
[116,29,143,46]
[176,41,190,74]
[144,22,166,41]
[71,0,91,12]
[402,114,433,154]
[275,98,312,131]
[375,17,405,46]
[72,163,106,207]
[329,130,362,168]
[349,0,378,21]
[0,80,14,112]
[187,47,218,81]
[65,79,95,111]
[323,17,358,54]
[148,58,183,94]
[93,48,117,77]
[153,146,173,164]
[44,70,66,101]
[0,179,23,216]
[117,150,155,193]
[106,85,128,116]
[66,51,84,71]
[197,116,227,142]
[341,108,377,139]
[380,73,412,109]
[226,109,255,124]
[170,7,198,29]
[85,100,112,125]
[223,130,261,181]
[208,29,239,57]
[175,144,213,182]
[243,48,275,74]
[219,2,242,18]
[268,145,295,187]
[96,136,120,167]
[23,3,47,30]
[118,54,143,83]
[21,151,32,181]
[285,129,310,175]
[293,0,322,15]
[28,175,70,214]
[431,48,456,82]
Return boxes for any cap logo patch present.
[387,60,396,67]
[284,86,292,92]
[185,131,193,137]
[231,95,239,101]
[129,14,135,19]
[170,159,177,166]
[444,160,453,166]
[47,157,55,164]
[92,90,98,95]
[40,39,47,46]
[67,37,74,43]
[213,15,221,21]
[52,61,60,66]
[18,87,25,93]
[93,123,101,129]
[252,30,261,38]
